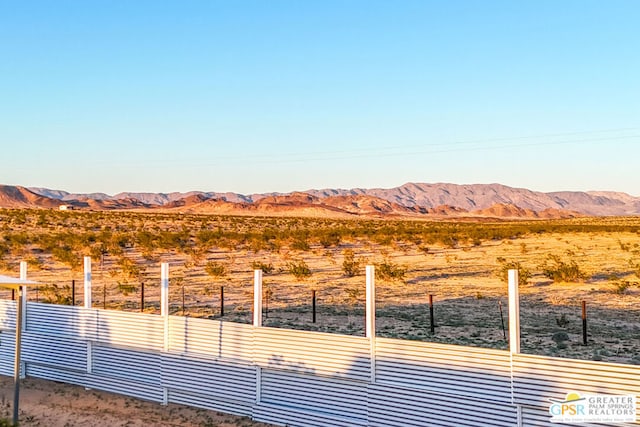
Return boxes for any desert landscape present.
[0,207,638,365]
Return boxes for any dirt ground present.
[0,376,272,427]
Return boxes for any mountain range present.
[1,183,639,218]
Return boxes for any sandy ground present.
[0,377,271,427]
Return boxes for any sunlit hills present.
[1,183,639,218]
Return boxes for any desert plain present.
[0,208,639,424]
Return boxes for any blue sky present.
[1,1,639,196]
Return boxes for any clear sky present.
[1,1,639,196]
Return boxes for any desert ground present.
[0,376,271,426]
[1,209,639,424]
[0,210,638,365]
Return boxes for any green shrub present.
[251,261,274,274]
[541,254,585,282]
[497,259,531,286]
[342,249,361,277]
[375,260,406,281]
[205,261,227,278]
[287,260,312,280]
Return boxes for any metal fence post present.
[84,257,92,309]
[508,269,520,354]
[253,270,263,327]
[161,262,169,405]
[19,262,27,379]
[253,269,263,404]
[366,265,376,384]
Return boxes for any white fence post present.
[253,270,263,327]
[161,262,169,405]
[508,269,520,354]
[253,269,263,404]
[19,261,27,331]
[508,269,524,426]
[83,257,93,383]
[84,256,92,309]
[19,261,27,379]
[366,265,376,384]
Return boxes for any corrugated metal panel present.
[0,331,16,376]
[254,327,370,381]
[168,316,253,363]
[512,353,640,411]
[376,338,512,404]
[86,374,165,403]
[92,344,161,385]
[26,302,97,340]
[368,383,517,427]
[162,352,255,413]
[253,402,364,427]
[22,331,86,371]
[96,310,164,350]
[259,369,368,424]
[0,300,16,330]
[169,389,254,417]
[26,364,87,386]
[521,404,638,427]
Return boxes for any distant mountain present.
[0,185,63,209]
[11,182,639,217]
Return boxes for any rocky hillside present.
[1,182,637,217]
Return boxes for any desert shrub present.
[39,284,72,305]
[375,259,406,281]
[290,237,310,251]
[629,259,640,279]
[51,246,81,271]
[318,230,341,248]
[541,254,585,282]
[342,249,361,277]
[158,230,191,252]
[345,286,362,304]
[496,259,531,286]
[556,313,570,327]
[0,241,9,260]
[609,277,635,294]
[287,259,312,279]
[117,281,138,296]
[251,261,274,274]
[135,230,157,252]
[117,256,143,280]
[205,261,227,278]
[195,229,221,248]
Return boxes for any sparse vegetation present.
[287,259,312,280]
[496,258,531,286]
[0,209,639,363]
[541,254,585,282]
[204,261,227,278]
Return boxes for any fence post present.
[72,279,76,306]
[429,294,435,334]
[509,270,520,354]
[366,265,376,384]
[253,269,263,405]
[582,300,588,346]
[140,282,144,312]
[19,262,27,379]
[84,257,92,309]
[161,262,169,405]
[508,269,520,354]
[312,290,316,323]
[253,270,263,327]
[508,269,523,426]
[19,262,27,333]
[220,286,224,317]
